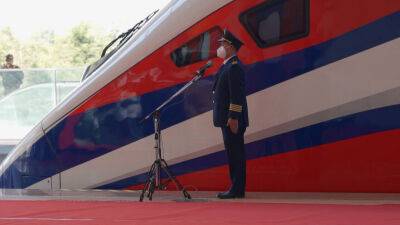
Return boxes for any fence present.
[0,68,84,153]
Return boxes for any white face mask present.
[217,46,226,59]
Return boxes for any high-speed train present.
[1,0,399,192]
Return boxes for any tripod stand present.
[138,61,212,201]
[139,110,191,201]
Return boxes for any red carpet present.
[0,200,399,225]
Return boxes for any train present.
[1,0,399,192]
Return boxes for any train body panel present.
[1,0,400,192]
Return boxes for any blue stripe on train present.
[99,104,400,189]
[1,12,399,188]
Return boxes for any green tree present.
[68,23,104,66]
[0,27,21,65]
[0,23,116,69]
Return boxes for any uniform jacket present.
[212,56,248,128]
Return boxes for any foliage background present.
[0,23,117,98]
[0,22,117,68]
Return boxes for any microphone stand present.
[139,69,206,202]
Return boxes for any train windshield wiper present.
[82,10,159,81]
[101,9,159,57]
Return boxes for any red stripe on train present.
[71,0,399,115]
[128,129,400,192]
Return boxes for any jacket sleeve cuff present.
[228,103,242,119]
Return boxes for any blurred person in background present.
[1,54,24,95]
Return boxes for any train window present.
[240,0,309,48]
[171,27,223,67]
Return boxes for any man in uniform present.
[1,54,24,95]
[212,29,249,199]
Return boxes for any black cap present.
[5,54,13,61]
[218,29,243,50]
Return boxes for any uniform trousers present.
[221,126,246,195]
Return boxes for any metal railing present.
[0,68,84,153]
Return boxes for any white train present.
[1,0,399,192]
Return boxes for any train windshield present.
[81,10,159,81]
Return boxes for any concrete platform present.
[1,188,400,205]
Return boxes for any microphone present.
[196,60,213,75]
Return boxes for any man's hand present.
[227,118,238,134]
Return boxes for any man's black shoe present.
[217,191,245,199]
[217,191,236,199]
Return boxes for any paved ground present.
[0,189,399,225]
